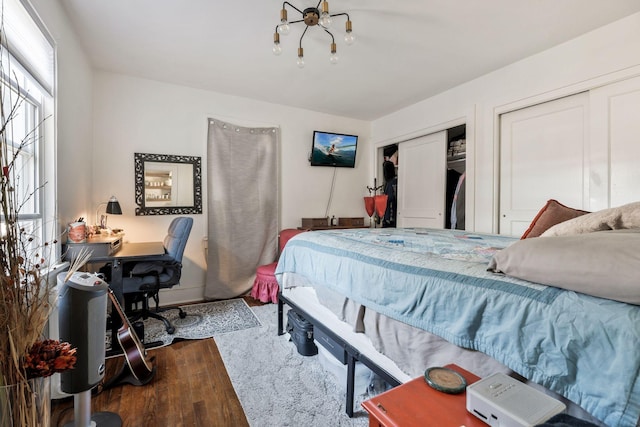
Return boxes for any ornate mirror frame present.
[134,152,202,216]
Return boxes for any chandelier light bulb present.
[297,47,305,68]
[278,8,289,35]
[278,21,290,35]
[320,1,332,28]
[330,43,338,64]
[273,33,282,55]
[344,31,355,45]
[320,13,332,28]
[344,19,355,45]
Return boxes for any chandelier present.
[272,1,355,67]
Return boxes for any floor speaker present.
[58,272,109,393]
[58,271,122,426]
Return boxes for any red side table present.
[362,364,486,427]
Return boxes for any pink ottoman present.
[251,229,306,304]
[251,262,279,303]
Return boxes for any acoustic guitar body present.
[108,289,156,386]
[117,325,155,384]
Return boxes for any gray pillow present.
[488,229,640,305]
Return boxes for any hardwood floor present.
[52,297,263,427]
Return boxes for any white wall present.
[91,72,370,303]
[371,12,640,233]
[30,0,94,234]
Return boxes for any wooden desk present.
[362,364,485,427]
[66,233,123,258]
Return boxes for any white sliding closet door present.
[590,75,640,209]
[397,131,446,228]
[499,92,589,236]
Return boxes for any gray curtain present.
[205,119,279,300]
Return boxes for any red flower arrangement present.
[24,339,77,379]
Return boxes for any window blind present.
[2,0,54,94]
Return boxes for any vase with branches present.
[0,16,76,427]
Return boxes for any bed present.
[274,225,640,427]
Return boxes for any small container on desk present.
[362,364,486,427]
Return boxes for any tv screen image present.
[310,131,358,168]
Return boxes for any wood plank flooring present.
[51,298,263,427]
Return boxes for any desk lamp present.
[96,196,122,229]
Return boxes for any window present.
[1,0,56,265]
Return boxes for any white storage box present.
[316,343,376,397]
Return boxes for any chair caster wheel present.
[179,311,187,319]
[166,326,176,334]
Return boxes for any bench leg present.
[346,354,356,417]
[277,296,284,335]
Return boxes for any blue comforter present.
[275,228,640,427]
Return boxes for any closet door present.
[590,75,640,209]
[499,92,589,236]
[397,131,446,228]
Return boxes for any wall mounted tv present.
[310,131,358,168]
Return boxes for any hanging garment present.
[451,172,466,230]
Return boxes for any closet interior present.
[446,124,466,229]
[379,123,466,230]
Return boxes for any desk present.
[66,234,123,259]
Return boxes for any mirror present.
[134,152,202,215]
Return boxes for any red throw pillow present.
[520,199,590,239]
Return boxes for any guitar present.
[107,288,155,384]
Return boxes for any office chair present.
[251,228,306,303]
[122,217,193,334]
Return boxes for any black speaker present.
[58,271,109,394]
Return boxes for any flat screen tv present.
[310,131,358,168]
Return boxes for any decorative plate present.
[424,366,467,394]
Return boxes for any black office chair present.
[122,217,193,334]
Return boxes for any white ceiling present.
[59,0,640,121]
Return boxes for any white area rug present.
[215,303,370,427]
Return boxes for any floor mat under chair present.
[106,298,262,355]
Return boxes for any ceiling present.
[59,0,640,121]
